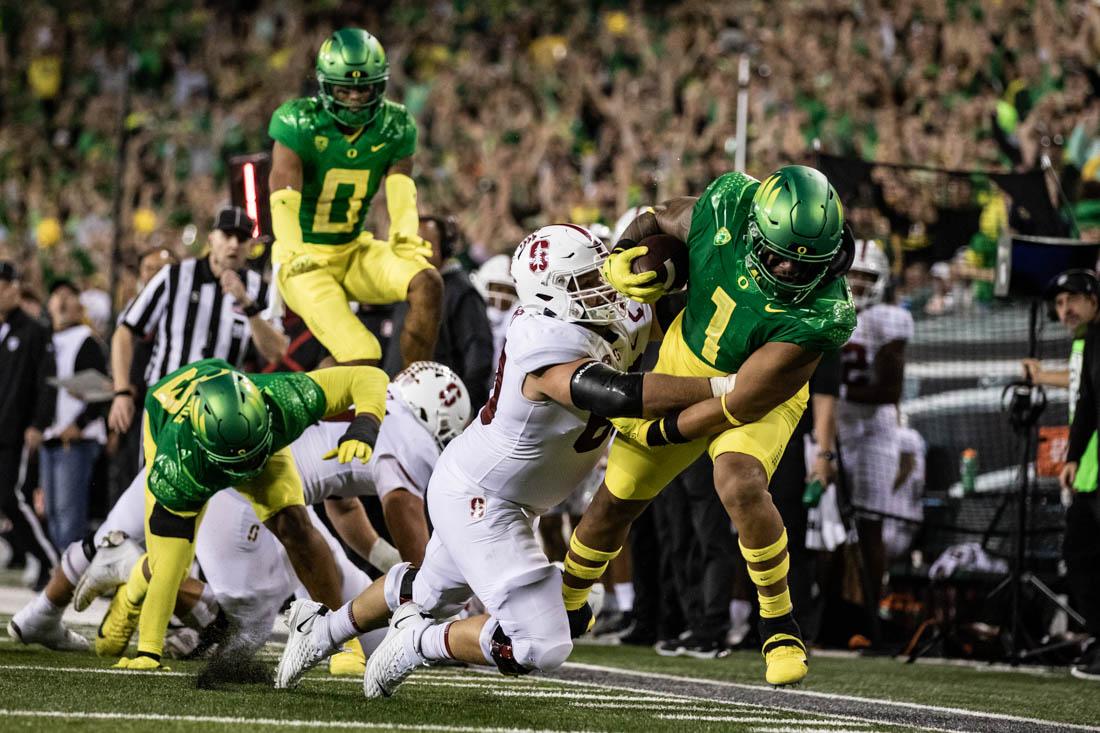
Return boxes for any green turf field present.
[2,612,1097,733]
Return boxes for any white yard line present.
[563,662,1100,732]
[0,709,580,733]
[656,714,872,726]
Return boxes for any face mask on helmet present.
[511,225,627,326]
[319,78,387,127]
[745,221,832,303]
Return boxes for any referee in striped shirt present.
[108,207,288,435]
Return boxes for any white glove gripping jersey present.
[443,304,652,514]
[289,389,441,505]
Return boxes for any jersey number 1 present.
[313,168,370,234]
[702,287,736,364]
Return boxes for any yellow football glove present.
[323,414,380,464]
[113,655,169,671]
[601,246,664,303]
[609,416,651,444]
[390,232,434,261]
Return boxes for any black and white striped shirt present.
[121,257,267,385]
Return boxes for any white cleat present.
[73,533,143,612]
[275,599,334,689]
[7,617,90,652]
[363,601,432,699]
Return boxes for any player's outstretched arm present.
[323,496,401,572]
[524,358,725,418]
[305,366,389,463]
[643,342,822,446]
[269,142,305,248]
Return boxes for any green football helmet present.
[745,165,844,303]
[315,28,389,128]
[188,372,273,481]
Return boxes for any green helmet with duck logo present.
[746,165,844,303]
[315,28,389,128]
[187,372,272,481]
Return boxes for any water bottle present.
[802,478,825,508]
[960,448,978,495]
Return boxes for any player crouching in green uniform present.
[561,166,856,686]
[96,358,388,670]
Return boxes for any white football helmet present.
[848,239,890,310]
[471,254,517,312]
[391,361,472,450]
[510,224,626,325]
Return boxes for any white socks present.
[418,621,454,662]
[614,582,635,612]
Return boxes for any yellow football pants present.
[273,234,431,363]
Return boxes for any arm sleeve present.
[305,366,389,421]
[1068,335,1097,462]
[73,336,109,428]
[268,101,306,154]
[391,109,418,161]
[33,331,57,431]
[121,265,171,337]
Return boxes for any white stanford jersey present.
[443,303,652,514]
[289,389,441,505]
[840,302,913,419]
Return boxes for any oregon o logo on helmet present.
[528,240,549,272]
[797,245,807,254]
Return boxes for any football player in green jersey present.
[268,27,442,371]
[96,358,389,670]
[561,166,856,685]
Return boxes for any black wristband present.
[339,414,380,448]
[242,302,263,317]
[114,388,134,398]
[645,413,690,447]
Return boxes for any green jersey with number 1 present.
[679,171,857,373]
[268,96,418,246]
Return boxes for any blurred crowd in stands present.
[1,0,1098,310]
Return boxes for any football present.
[629,233,689,291]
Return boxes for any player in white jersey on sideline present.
[837,239,913,609]
[274,223,736,697]
[470,254,517,376]
[9,363,469,670]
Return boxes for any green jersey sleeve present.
[387,104,417,162]
[249,371,328,450]
[269,99,312,160]
[688,171,758,255]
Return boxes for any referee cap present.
[1045,268,1099,300]
[213,206,255,241]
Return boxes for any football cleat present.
[7,616,89,652]
[363,601,431,699]
[329,639,366,677]
[74,533,143,612]
[113,655,169,671]
[274,599,333,689]
[760,614,809,686]
[95,589,142,657]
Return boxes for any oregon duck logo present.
[714,227,732,246]
[314,136,328,152]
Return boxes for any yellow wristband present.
[721,394,743,427]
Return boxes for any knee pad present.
[382,562,417,612]
[512,634,572,673]
[479,617,573,675]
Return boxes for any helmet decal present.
[528,239,550,272]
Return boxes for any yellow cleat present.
[95,589,141,658]
[114,655,169,671]
[328,639,366,676]
[763,634,808,686]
